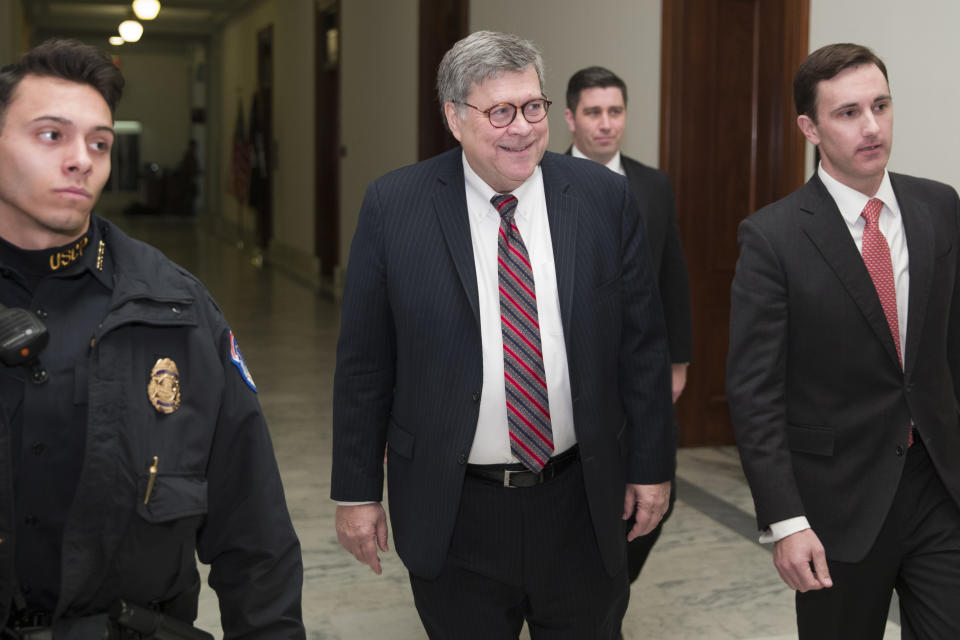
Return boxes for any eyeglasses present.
[460,98,552,128]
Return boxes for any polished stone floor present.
[111,215,901,639]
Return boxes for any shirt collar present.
[462,151,543,221]
[818,163,898,226]
[571,144,624,176]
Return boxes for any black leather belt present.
[4,609,52,633]
[466,445,579,488]
[3,612,122,640]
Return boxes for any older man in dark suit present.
[331,31,674,639]
[564,66,692,584]
[728,43,960,639]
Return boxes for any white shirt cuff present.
[336,501,377,506]
[758,516,811,543]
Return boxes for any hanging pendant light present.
[132,0,161,21]
[118,19,144,43]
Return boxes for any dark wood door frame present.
[417,0,468,161]
[255,25,274,249]
[315,1,340,279]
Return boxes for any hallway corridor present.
[112,215,901,639]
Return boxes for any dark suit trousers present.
[796,436,960,640]
[408,458,628,639]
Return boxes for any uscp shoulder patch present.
[229,330,257,392]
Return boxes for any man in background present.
[565,65,692,582]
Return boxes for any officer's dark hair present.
[794,43,887,123]
[566,66,628,112]
[0,39,124,128]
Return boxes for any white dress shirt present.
[819,165,908,351]
[462,153,576,464]
[571,144,624,176]
[762,164,909,544]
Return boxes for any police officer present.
[0,40,305,638]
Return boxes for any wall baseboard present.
[210,213,342,299]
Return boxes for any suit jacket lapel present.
[894,174,934,376]
[799,175,902,369]
[541,154,578,332]
[433,154,480,328]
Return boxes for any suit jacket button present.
[896,445,905,457]
[471,390,480,403]
[457,453,467,465]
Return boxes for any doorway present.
[417,0,468,160]
[315,1,340,280]
[254,25,275,249]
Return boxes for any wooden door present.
[661,0,809,445]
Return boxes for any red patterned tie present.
[492,193,554,472]
[861,198,913,446]
[860,198,901,366]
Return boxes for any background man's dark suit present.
[727,171,960,573]
[621,156,692,367]
[332,147,674,580]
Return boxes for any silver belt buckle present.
[503,468,543,487]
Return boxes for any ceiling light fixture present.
[132,0,161,21]
[118,19,144,42]
[109,36,125,46]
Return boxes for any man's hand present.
[773,528,833,592]
[623,481,671,541]
[671,363,688,404]
[336,503,389,575]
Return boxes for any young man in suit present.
[727,43,960,638]
[565,66,692,583]
[332,31,675,638]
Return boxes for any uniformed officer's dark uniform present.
[0,215,304,638]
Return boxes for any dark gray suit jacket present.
[727,172,960,562]
[331,149,674,578]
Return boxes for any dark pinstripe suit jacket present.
[331,148,674,579]
[564,148,693,363]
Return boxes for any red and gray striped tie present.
[492,193,554,472]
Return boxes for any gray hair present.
[436,30,545,129]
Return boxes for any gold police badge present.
[148,357,181,414]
